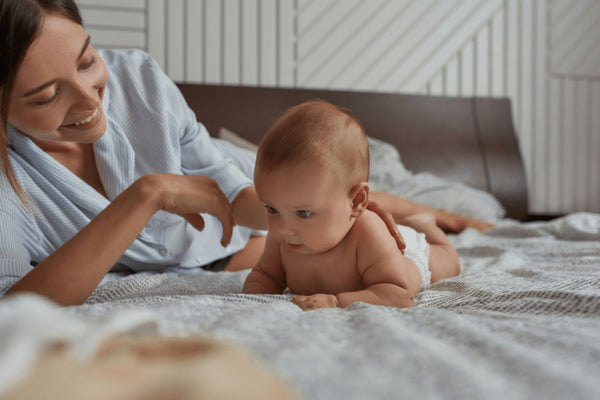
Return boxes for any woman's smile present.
[65,107,99,127]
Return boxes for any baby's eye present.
[296,210,312,219]
[265,205,278,214]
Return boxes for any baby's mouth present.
[67,108,98,127]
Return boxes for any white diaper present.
[397,225,431,290]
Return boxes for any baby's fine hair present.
[255,100,369,188]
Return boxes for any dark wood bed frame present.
[176,84,528,221]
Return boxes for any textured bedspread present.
[2,213,597,399]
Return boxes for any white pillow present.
[218,127,259,152]
[367,136,505,221]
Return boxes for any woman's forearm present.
[370,191,434,219]
[232,186,267,231]
[370,191,494,232]
[6,178,160,306]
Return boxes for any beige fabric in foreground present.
[4,335,297,400]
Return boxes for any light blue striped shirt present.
[0,49,253,296]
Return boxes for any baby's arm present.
[242,234,287,294]
[337,214,422,308]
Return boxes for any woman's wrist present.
[131,174,165,213]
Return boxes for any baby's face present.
[255,162,356,255]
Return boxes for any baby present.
[242,100,460,310]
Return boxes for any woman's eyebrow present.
[76,35,91,61]
[22,35,91,98]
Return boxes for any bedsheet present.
[3,212,598,399]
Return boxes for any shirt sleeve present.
[134,51,253,201]
[0,197,35,297]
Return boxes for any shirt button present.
[159,248,168,256]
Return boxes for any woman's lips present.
[67,107,99,127]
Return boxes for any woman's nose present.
[73,86,99,109]
[71,78,102,111]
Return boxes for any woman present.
[0,0,490,306]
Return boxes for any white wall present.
[77,0,600,215]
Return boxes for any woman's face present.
[8,12,108,149]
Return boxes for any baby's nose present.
[275,224,296,239]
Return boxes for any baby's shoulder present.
[351,210,396,247]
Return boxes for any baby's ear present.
[350,182,370,217]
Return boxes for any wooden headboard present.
[176,84,528,221]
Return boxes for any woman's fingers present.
[181,213,205,232]
[150,174,236,247]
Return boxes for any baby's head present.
[255,99,369,190]
[254,100,370,254]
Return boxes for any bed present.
[1,85,599,399]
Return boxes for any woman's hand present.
[142,174,236,246]
[367,200,406,254]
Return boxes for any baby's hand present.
[292,294,340,311]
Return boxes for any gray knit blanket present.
[36,212,596,399]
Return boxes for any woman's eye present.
[37,89,60,105]
[296,210,312,219]
[80,56,96,70]
[265,205,278,215]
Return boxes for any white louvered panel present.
[241,0,259,85]
[490,10,504,97]
[316,0,413,90]
[545,78,562,214]
[81,8,145,29]
[297,0,335,36]
[312,0,432,91]
[550,0,600,79]
[356,1,461,92]
[562,80,577,211]
[259,0,277,86]
[445,57,460,96]
[222,0,240,84]
[296,0,365,87]
[204,0,222,84]
[166,0,185,82]
[590,82,600,211]
[278,1,295,87]
[574,80,592,212]
[77,0,144,8]
[147,0,166,70]
[428,73,443,95]
[519,0,535,207]
[185,0,204,83]
[460,40,475,97]
[573,81,591,211]
[86,28,145,49]
[505,0,520,129]
[401,0,503,94]
[475,26,490,96]
[532,0,547,215]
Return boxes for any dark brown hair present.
[0,0,83,202]
[256,99,369,189]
